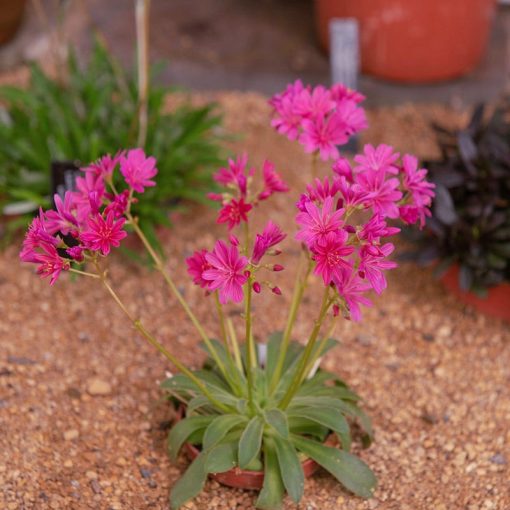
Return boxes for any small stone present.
[489,453,507,465]
[86,471,98,480]
[90,479,101,494]
[421,412,438,425]
[116,457,127,467]
[437,325,452,338]
[64,460,73,468]
[64,429,79,441]
[7,355,36,365]
[422,333,435,342]
[87,378,111,396]
[139,468,151,479]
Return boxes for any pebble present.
[85,471,98,480]
[489,453,506,465]
[63,429,79,441]
[86,378,112,396]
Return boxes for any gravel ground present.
[1,92,509,510]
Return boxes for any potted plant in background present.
[19,81,434,508]
[315,0,497,83]
[406,98,510,322]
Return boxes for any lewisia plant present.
[20,82,434,510]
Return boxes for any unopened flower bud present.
[271,286,282,296]
[273,264,284,272]
[332,304,340,317]
[244,270,251,278]
[253,281,261,293]
[358,270,366,279]
[345,225,356,234]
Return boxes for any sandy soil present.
[1,92,509,510]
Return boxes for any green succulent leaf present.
[238,416,264,469]
[292,435,377,499]
[204,442,237,474]
[167,416,214,461]
[274,437,304,503]
[169,452,208,510]
[203,414,247,451]
[288,406,351,451]
[263,408,289,439]
[256,437,285,510]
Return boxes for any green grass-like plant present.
[0,40,223,247]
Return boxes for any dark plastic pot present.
[0,0,26,46]
[315,0,497,83]
[175,405,333,490]
[441,264,510,323]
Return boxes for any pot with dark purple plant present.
[19,81,434,509]
[406,98,510,321]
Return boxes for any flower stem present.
[244,278,256,410]
[94,265,230,413]
[278,287,332,410]
[227,318,244,373]
[69,268,100,279]
[125,212,232,389]
[269,250,312,393]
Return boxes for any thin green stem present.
[227,318,244,373]
[69,268,100,279]
[244,278,255,410]
[269,251,312,393]
[125,212,231,386]
[93,264,230,413]
[303,319,336,378]
[278,287,332,410]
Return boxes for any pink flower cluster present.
[20,148,157,284]
[269,81,367,161]
[208,154,289,231]
[295,143,435,320]
[187,155,289,304]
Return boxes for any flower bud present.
[243,270,251,278]
[273,264,284,272]
[332,304,340,317]
[253,281,261,293]
[271,286,282,296]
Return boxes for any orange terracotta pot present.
[0,0,26,46]
[315,0,497,83]
[441,265,510,323]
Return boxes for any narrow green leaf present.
[169,452,208,510]
[238,416,264,469]
[292,435,376,498]
[263,408,289,439]
[274,437,304,503]
[204,442,237,473]
[288,406,351,451]
[256,437,285,510]
[203,414,247,450]
[167,416,214,461]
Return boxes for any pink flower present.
[105,190,130,218]
[83,152,123,179]
[22,242,69,286]
[296,196,344,247]
[186,249,212,288]
[359,214,400,243]
[399,204,431,228]
[304,177,341,205]
[251,221,286,264]
[80,212,127,255]
[294,85,335,118]
[354,144,400,175]
[20,209,58,261]
[120,148,158,193]
[312,231,354,285]
[359,243,397,294]
[336,176,366,209]
[214,154,251,197]
[72,172,106,224]
[336,99,368,136]
[45,192,78,235]
[401,155,435,203]
[354,171,403,218]
[332,157,354,182]
[66,246,85,262]
[203,240,249,304]
[330,84,365,104]
[333,269,372,322]
[300,112,350,161]
[270,95,304,141]
[258,160,289,200]
[217,198,252,230]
